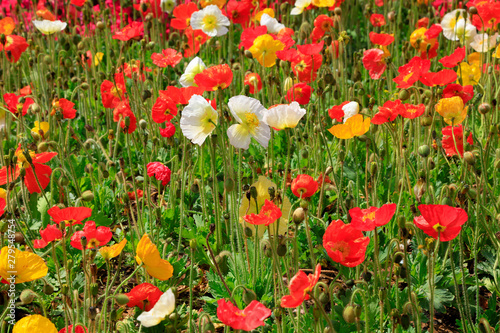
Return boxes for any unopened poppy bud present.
[81,82,89,90]
[478,318,491,333]
[400,314,410,329]
[346,279,355,288]
[96,21,105,30]
[244,227,253,237]
[441,196,453,206]
[142,89,151,101]
[463,151,475,165]
[38,142,49,152]
[244,50,253,59]
[43,283,54,295]
[423,90,432,98]
[283,77,294,92]
[293,207,306,224]
[390,308,401,321]
[479,103,491,114]
[82,190,94,202]
[370,161,378,175]
[300,199,309,210]
[242,287,257,305]
[398,89,410,101]
[115,294,130,305]
[362,271,372,282]
[14,232,24,244]
[202,322,215,333]
[388,11,396,21]
[80,236,88,248]
[61,283,69,294]
[249,186,258,200]
[277,243,287,256]
[468,6,478,15]
[334,7,342,15]
[20,289,37,304]
[343,305,356,323]
[418,145,430,157]
[324,73,335,85]
[299,22,311,39]
[139,119,147,130]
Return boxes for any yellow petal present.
[0,188,6,199]
[94,52,104,66]
[328,123,354,139]
[13,315,57,333]
[99,238,127,260]
[145,259,174,281]
[135,234,173,280]
[0,247,48,283]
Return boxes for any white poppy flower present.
[342,101,359,123]
[260,14,285,34]
[137,289,176,328]
[291,0,312,15]
[180,95,218,145]
[227,96,270,149]
[190,5,230,37]
[441,9,476,44]
[180,57,207,87]
[263,102,306,130]
[32,20,67,35]
[470,33,498,53]
[161,0,177,13]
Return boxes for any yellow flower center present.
[16,150,36,168]
[362,211,376,221]
[244,112,260,132]
[433,223,446,233]
[111,86,123,99]
[329,241,350,260]
[202,15,217,30]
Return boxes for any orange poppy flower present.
[328,114,371,139]
[136,234,174,281]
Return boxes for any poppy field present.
[1,0,500,332]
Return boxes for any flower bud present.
[242,287,257,305]
[43,283,54,295]
[189,238,197,250]
[418,145,430,158]
[277,243,287,256]
[293,207,305,224]
[398,89,410,101]
[343,305,356,323]
[139,119,147,129]
[478,103,491,114]
[468,6,478,15]
[82,190,94,202]
[20,289,37,304]
[115,294,130,305]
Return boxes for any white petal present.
[137,289,176,328]
[260,14,285,34]
[342,101,359,123]
[251,123,271,148]
[180,57,206,87]
[228,95,266,122]
[227,124,251,149]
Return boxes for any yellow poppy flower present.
[136,234,173,281]
[312,0,334,6]
[200,0,226,8]
[31,121,49,136]
[0,247,48,283]
[494,44,500,58]
[254,8,274,22]
[328,114,371,139]
[410,27,437,54]
[94,52,104,66]
[239,176,291,238]
[249,34,285,68]
[13,315,57,333]
[435,96,468,125]
[458,62,481,86]
[0,188,6,199]
[467,52,481,66]
[99,238,127,260]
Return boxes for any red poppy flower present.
[121,60,152,82]
[329,40,342,59]
[281,264,321,308]
[19,85,32,97]
[184,27,210,57]
[439,47,465,68]
[33,224,63,248]
[112,21,144,41]
[297,41,324,56]
[0,146,57,194]
[425,24,443,39]
[362,49,387,79]
[194,64,233,91]
[160,122,176,138]
[159,86,205,105]
[217,299,271,331]
[311,15,333,43]
[113,100,137,133]
[323,220,370,267]
[70,221,112,250]
[243,200,282,226]
[398,103,425,119]
[244,73,263,94]
[47,206,92,226]
[101,73,127,109]
[59,325,88,333]
[291,174,319,198]
[126,283,164,311]
[375,0,384,6]
[273,28,295,50]
[147,162,171,186]
[276,48,299,62]
[419,69,457,87]
[0,198,6,218]
[152,95,178,124]
[349,203,397,231]
[50,98,77,119]
[371,99,402,124]
[370,13,386,27]
[285,83,313,105]
[128,189,144,201]
[441,124,473,157]
[369,32,394,46]
[70,0,87,6]
[151,49,183,68]
[393,56,430,89]
[3,93,34,116]
[291,53,322,83]
[225,0,252,26]
[328,101,350,122]
[239,26,268,49]
[133,0,162,18]
[417,17,429,28]
[442,84,473,104]
[413,204,468,241]
[469,1,500,31]
[171,3,199,30]
[0,35,29,63]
